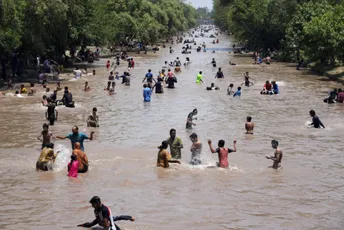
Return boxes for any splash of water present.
[53,144,72,172]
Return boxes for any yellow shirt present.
[37,148,56,163]
[20,88,27,94]
[157,149,171,168]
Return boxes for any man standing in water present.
[143,84,152,102]
[56,126,94,151]
[72,142,89,173]
[241,72,254,87]
[46,98,58,125]
[309,110,325,128]
[186,109,198,129]
[87,107,99,127]
[189,133,202,165]
[245,116,254,134]
[208,139,237,168]
[266,140,283,169]
[77,196,135,229]
[166,129,183,159]
[37,123,53,149]
[157,141,181,168]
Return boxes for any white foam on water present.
[53,144,72,172]
[277,81,286,86]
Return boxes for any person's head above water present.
[170,129,176,139]
[211,83,215,87]
[238,86,242,90]
[43,123,49,130]
[85,81,88,85]
[309,110,316,117]
[71,154,77,161]
[158,140,169,150]
[43,95,47,100]
[93,107,97,113]
[148,69,151,73]
[89,196,102,209]
[218,140,225,147]
[266,80,270,84]
[74,142,81,149]
[271,140,279,149]
[338,88,342,93]
[192,109,198,115]
[72,126,79,135]
[189,133,198,142]
[229,83,234,88]
[199,71,202,74]
[143,84,147,88]
[218,68,222,71]
[247,116,252,122]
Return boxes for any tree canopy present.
[0,0,197,58]
[213,0,344,64]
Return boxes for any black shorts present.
[36,161,49,171]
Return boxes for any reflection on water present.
[0,32,344,230]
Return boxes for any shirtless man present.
[87,107,99,127]
[186,109,198,129]
[37,123,53,149]
[72,142,89,173]
[208,139,237,168]
[245,116,254,134]
[189,133,202,165]
[265,140,283,169]
[84,81,91,92]
[241,72,254,87]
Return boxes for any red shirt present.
[131,60,135,68]
[216,148,233,168]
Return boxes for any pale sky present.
[188,0,213,10]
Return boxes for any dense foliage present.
[213,0,344,64]
[0,0,197,59]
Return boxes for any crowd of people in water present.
[0,24,337,230]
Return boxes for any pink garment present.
[68,160,79,178]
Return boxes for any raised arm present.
[56,135,67,140]
[113,215,135,222]
[207,140,217,153]
[232,141,237,152]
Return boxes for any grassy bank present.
[309,63,344,85]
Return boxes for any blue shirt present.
[273,84,279,94]
[233,90,241,97]
[66,133,89,151]
[143,87,152,102]
[145,72,153,79]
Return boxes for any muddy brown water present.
[0,32,343,230]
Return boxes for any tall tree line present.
[213,0,344,65]
[0,0,197,60]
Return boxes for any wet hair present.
[266,80,269,84]
[93,107,97,112]
[190,133,197,139]
[85,81,88,84]
[193,109,197,113]
[71,154,77,161]
[247,116,252,122]
[238,87,242,90]
[218,140,225,147]
[43,123,49,128]
[170,128,176,133]
[65,87,68,91]
[158,140,168,150]
[110,71,113,75]
[218,68,221,71]
[229,84,234,87]
[271,140,279,147]
[309,110,315,116]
